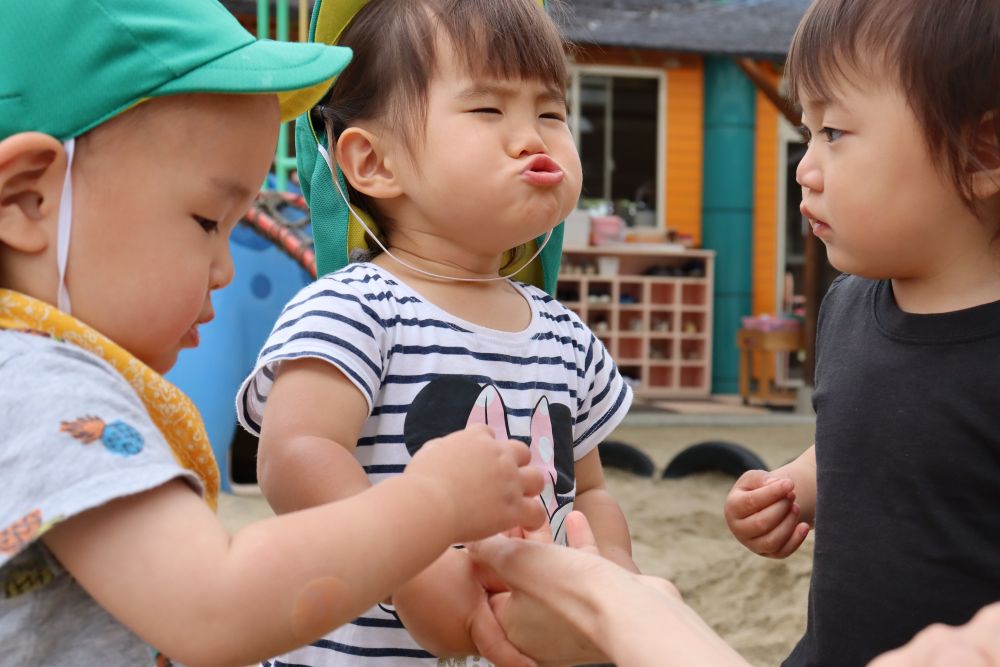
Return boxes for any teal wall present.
[701,56,755,394]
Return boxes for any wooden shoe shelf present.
[556,246,715,397]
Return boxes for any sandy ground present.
[218,420,816,667]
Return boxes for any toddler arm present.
[256,357,372,512]
[773,444,817,524]
[572,449,640,572]
[43,421,543,667]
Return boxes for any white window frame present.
[567,65,668,230]
[776,116,805,312]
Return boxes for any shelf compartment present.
[679,365,706,389]
[555,279,582,304]
[649,313,674,334]
[618,281,644,306]
[680,282,708,305]
[618,364,643,385]
[617,336,644,360]
[585,279,614,303]
[647,338,673,361]
[680,339,706,361]
[647,365,676,389]
[589,313,613,335]
[649,282,677,306]
[617,311,646,334]
[678,312,707,335]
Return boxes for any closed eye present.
[471,108,502,115]
[193,215,219,234]
[540,112,566,122]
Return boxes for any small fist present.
[407,424,546,543]
[724,469,809,558]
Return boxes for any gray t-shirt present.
[0,330,201,666]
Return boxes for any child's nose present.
[795,146,822,193]
[211,245,235,290]
[509,121,547,157]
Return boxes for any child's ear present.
[969,112,1000,200]
[0,132,65,253]
[334,127,404,200]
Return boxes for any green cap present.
[1,0,354,142]
[295,0,565,294]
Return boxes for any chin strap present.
[56,139,75,314]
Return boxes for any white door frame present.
[776,116,805,312]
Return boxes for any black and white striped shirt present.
[237,262,631,667]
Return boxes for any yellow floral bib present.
[0,290,219,509]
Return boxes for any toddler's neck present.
[371,254,533,333]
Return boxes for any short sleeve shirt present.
[237,263,633,666]
[0,330,201,666]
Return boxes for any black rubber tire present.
[597,440,656,478]
[661,441,769,479]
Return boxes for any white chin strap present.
[317,143,551,283]
[56,139,75,314]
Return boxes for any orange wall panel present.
[666,65,704,244]
[752,64,781,316]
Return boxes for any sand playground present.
[219,416,816,667]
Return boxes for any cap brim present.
[152,39,352,123]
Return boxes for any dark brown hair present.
[318,0,568,227]
[786,0,1000,211]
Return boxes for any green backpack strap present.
[295,114,349,276]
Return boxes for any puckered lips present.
[521,154,564,186]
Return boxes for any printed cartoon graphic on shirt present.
[61,416,144,456]
[0,510,43,556]
[437,657,491,667]
[4,557,55,599]
[2,509,63,597]
[152,649,174,666]
[403,376,576,543]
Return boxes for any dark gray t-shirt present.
[0,330,200,666]
[784,275,1000,667]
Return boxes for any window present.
[568,67,666,229]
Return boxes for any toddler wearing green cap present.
[0,2,546,665]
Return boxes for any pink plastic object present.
[741,315,800,332]
[589,215,626,246]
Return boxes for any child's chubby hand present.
[724,470,810,558]
[405,423,546,543]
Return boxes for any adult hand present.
[473,518,609,667]
[868,603,1000,667]
[470,513,683,666]
[393,548,537,667]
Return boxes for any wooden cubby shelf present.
[557,245,715,398]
